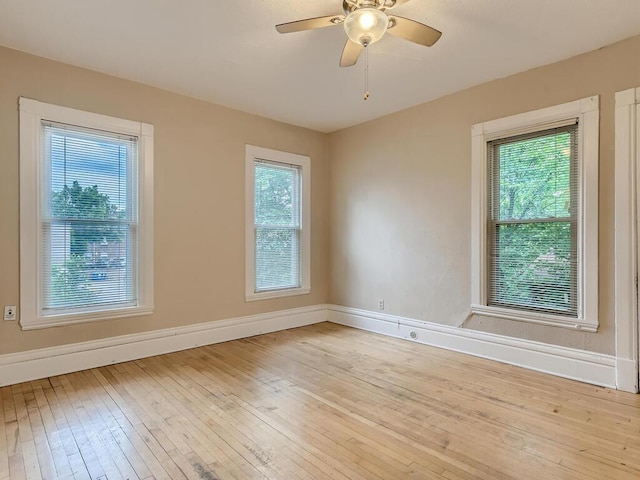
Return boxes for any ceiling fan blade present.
[276,15,343,34]
[387,15,442,47]
[340,40,363,67]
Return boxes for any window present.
[471,97,599,331]
[488,124,578,315]
[19,98,154,329]
[245,145,310,301]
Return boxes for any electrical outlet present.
[4,305,16,321]
[377,299,384,310]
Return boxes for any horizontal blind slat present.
[254,161,302,292]
[41,122,138,314]
[487,123,578,316]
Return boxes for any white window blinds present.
[42,121,138,314]
[487,122,579,316]
[254,160,302,292]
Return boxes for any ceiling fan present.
[275,0,442,67]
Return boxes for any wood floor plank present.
[168,348,397,480]
[2,322,639,480]
[137,359,285,478]
[37,379,90,480]
[49,377,111,480]
[318,329,640,474]
[196,342,460,479]
[241,324,640,478]
[30,380,73,479]
[0,385,10,480]
[178,356,379,480]
[77,369,174,480]
[229,336,522,478]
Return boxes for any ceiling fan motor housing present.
[343,0,391,14]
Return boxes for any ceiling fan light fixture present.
[344,7,389,47]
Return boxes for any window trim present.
[19,97,154,330]
[245,145,310,301]
[470,96,599,331]
[614,87,640,392]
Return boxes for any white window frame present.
[19,97,154,330]
[471,96,599,331]
[245,145,310,301]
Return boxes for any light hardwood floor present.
[1,322,639,480]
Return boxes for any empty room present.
[1,0,640,478]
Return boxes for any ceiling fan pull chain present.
[364,47,370,101]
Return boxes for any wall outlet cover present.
[4,305,16,321]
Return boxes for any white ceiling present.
[1,0,639,132]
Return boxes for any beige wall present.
[2,34,639,359]
[329,35,640,355]
[0,46,330,355]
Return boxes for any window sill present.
[20,306,154,330]
[470,304,598,332]
[246,287,310,302]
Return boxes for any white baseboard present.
[616,358,639,393]
[327,305,617,389]
[0,305,327,387]
[0,303,624,390]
